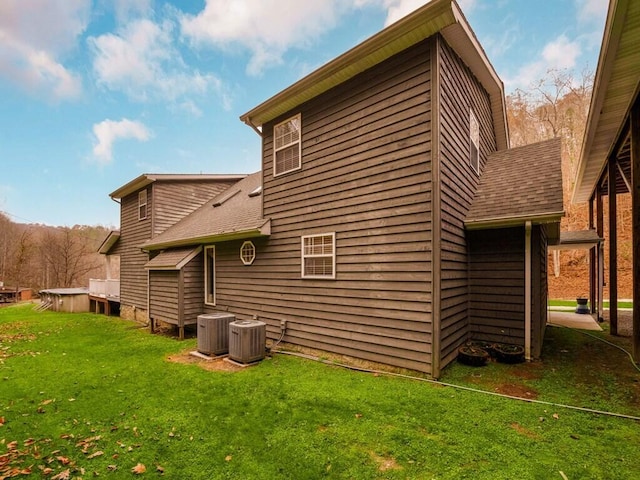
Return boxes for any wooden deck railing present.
[89,279,120,298]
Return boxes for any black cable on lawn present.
[271,349,640,422]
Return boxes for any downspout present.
[147,269,150,326]
[524,221,532,361]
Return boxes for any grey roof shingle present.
[144,247,202,270]
[142,172,268,250]
[557,230,603,247]
[465,138,564,228]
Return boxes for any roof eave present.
[572,0,639,204]
[464,211,564,230]
[240,0,507,149]
[110,174,248,200]
[98,231,121,254]
[144,246,203,270]
[142,219,271,252]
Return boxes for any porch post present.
[589,196,596,314]
[596,186,604,322]
[631,97,640,361]
[608,156,618,335]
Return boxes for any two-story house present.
[135,0,563,377]
[99,173,246,325]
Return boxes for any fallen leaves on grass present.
[51,469,70,480]
[132,462,146,474]
[0,416,5,426]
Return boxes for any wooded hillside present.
[508,69,632,300]
[0,213,112,292]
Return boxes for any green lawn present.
[549,299,633,309]
[1,304,639,479]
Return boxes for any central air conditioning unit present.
[228,319,266,364]
[197,313,236,355]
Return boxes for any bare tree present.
[40,228,102,288]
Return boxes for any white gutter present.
[524,221,532,361]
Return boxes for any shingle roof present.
[144,246,202,270]
[109,173,246,200]
[142,172,269,250]
[552,230,603,250]
[465,138,564,228]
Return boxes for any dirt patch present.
[369,452,402,472]
[508,362,544,381]
[510,422,541,440]
[494,383,539,399]
[166,350,244,372]
[602,310,633,338]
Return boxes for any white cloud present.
[89,18,226,109]
[542,35,581,70]
[179,0,479,75]
[504,35,581,91]
[383,0,475,27]
[92,118,151,165]
[576,0,608,23]
[180,0,345,76]
[112,0,152,23]
[0,0,88,100]
[383,0,429,26]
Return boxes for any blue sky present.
[0,0,608,227]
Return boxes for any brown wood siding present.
[531,225,548,358]
[152,181,236,237]
[468,227,525,345]
[212,40,434,373]
[115,179,235,312]
[149,270,179,324]
[117,186,152,310]
[182,252,204,325]
[437,37,498,368]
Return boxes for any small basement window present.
[469,109,480,174]
[204,246,215,305]
[240,241,256,265]
[273,114,301,176]
[138,190,147,220]
[302,233,335,279]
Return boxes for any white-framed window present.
[240,241,256,265]
[273,114,301,177]
[469,109,480,174]
[204,246,216,305]
[138,190,148,220]
[301,233,335,279]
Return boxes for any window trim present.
[204,245,216,306]
[240,241,256,266]
[273,113,302,177]
[301,232,336,279]
[138,190,148,221]
[469,109,480,174]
